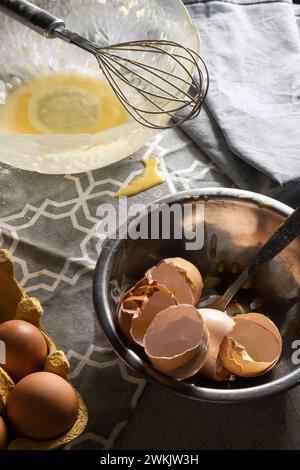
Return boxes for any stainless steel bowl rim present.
[93,188,299,403]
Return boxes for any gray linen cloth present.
[182,0,300,206]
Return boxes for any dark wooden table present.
[114,385,300,450]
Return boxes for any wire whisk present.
[95,40,208,129]
[0,0,209,130]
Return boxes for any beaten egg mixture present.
[1,73,127,134]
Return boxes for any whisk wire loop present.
[93,39,209,129]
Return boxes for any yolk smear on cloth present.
[2,73,127,134]
[115,157,165,198]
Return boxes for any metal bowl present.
[0,0,200,174]
[93,188,300,402]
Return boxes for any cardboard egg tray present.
[0,249,88,450]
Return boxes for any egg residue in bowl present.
[1,73,128,134]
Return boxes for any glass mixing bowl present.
[0,0,200,174]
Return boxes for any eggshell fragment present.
[118,295,146,341]
[117,278,149,340]
[0,319,48,382]
[198,308,235,381]
[146,257,203,305]
[144,304,209,380]
[0,416,8,450]
[130,286,177,346]
[7,372,79,441]
[118,279,177,344]
[219,313,282,377]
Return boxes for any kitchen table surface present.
[1,127,299,450]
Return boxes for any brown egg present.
[0,320,48,382]
[0,416,8,450]
[7,372,79,440]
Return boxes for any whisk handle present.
[0,0,65,38]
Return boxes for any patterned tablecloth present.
[0,126,232,450]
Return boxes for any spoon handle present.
[248,205,300,276]
[218,205,300,312]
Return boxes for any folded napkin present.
[182,0,300,206]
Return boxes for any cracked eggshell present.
[198,308,235,381]
[117,277,150,340]
[118,296,146,342]
[118,278,177,345]
[219,313,282,377]
[144,304,209,380]
[146,257,203,305]
[130,285,177,346]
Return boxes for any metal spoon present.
[199,204,300,312]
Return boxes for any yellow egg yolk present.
[2,73,127,134]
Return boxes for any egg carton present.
[0,249,88,450]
